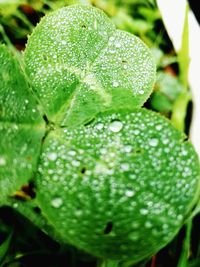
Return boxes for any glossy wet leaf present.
[24,4,156,127]
[35,109,200,263]
[0,45,45,205]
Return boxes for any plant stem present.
[97,259,119,267]
[177,219,192,267]
[171,91,191,132]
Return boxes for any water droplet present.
[25,99,29,104]
[51,197,63,208]
[145,221,153,228]
[162,223,169,230]
[124,145,132,153]
[138,89,144,95]
[96,123,104,130]
[109,120,123,133]
[181,150,188,156]
[156,124,162,131]
[68,150,76,156]
[13,203,18,208]
[149,138,159,147]
[72,160,80,167]
[121,163,130,171]
[112,81,119,87]
[125,190,135,197]
[152,228,160,236]
[162,138,169,144]
[134,129,140,135]
[132,221,139,229]
[0,157,6,166]
[177,214,183,221]
[47,152,57,161]
[140,208,149,215]
[61,40,67,45]
[75,209,83,217]
[94,20,97,29]
[115,42,121,48]
[129,232,139,241]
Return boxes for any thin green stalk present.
[14,10,34,32]
[171,91,191,132]
[97,259,119,267]
[171,3,190,131]
[0,229,13,265]
[177,219,192,267]
[177,3,190,90]
[0,24,17,54]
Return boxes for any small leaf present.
[35,108,200,263]
[24,5,156,127]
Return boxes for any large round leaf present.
[0,45,45,205]
[35,108,200,263]
[24,4,156,127]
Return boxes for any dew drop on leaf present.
[149,138,159,147]
[125,190,135,197]
[51,197,63,208]
[112,81,119,87]
[109,120,123,132]
[138,89,144,95]
[47,152,58,161]
[0,157,6,166]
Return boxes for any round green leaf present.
[24,4,156,127]
[35,108,200,263]
[0,45,45,205]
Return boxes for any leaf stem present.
[97,259,119,267]
[177,219,192,267]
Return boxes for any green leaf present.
[0,45,42,124]
[35,108,200,263]
[24,4,156,127]
[0,45,45,205]
[0,229,13,265]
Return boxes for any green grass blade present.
[171,3,190,131]
[0,229,13,265]
[177,3,189,90]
